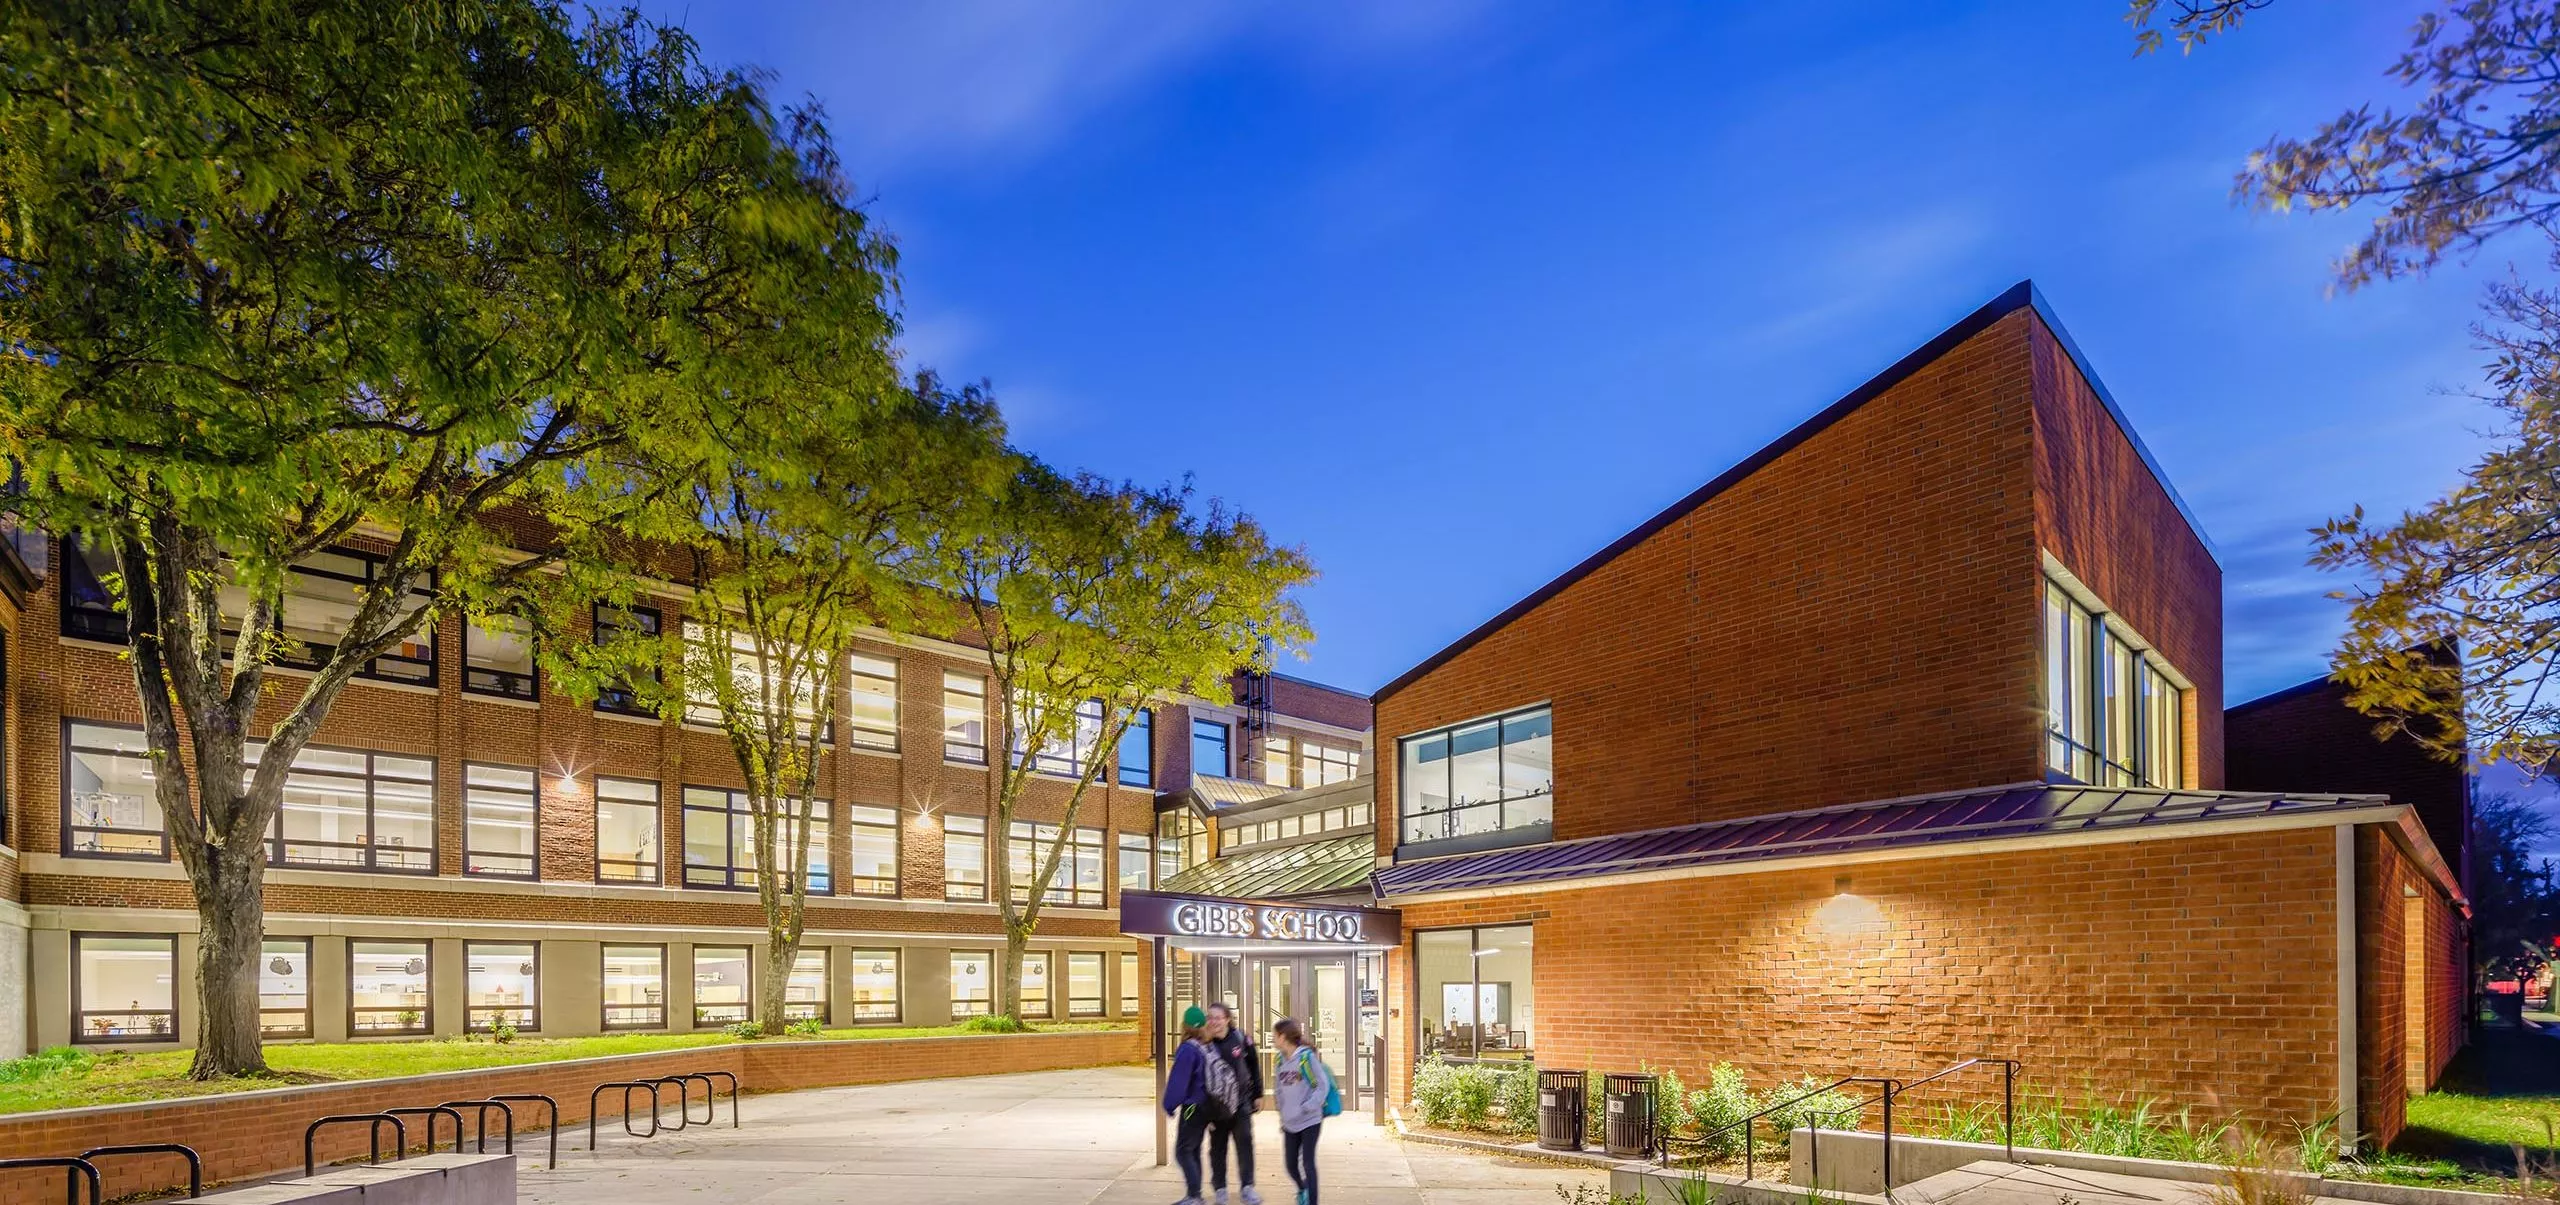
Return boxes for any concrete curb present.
[1389,1119,1645,1172]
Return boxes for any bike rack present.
[303,1114,405,1179]
[382,1106,467,1156]
[80,1144,201,1199]
[488,1093,558,1170]
[649,1077,692,1132]
[438,1099,516,1155]
[0,1156,99,1205]
[689,1069,741,1128]
[589,1081,666,1149]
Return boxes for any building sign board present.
[1119,890,1400,947]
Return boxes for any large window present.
[950,951,992,1018]
[1021,952,1053,1018]
[1416,925,1533,1060]
[1191,719,1231,778]
[2043,576,2187,789]
[1118,709,1153,788]
[596,777,661,884]
[58,534,128,643]
[602,945,666,1029]
[849,654,900,752]
[1067,953,1105,1018]
[682,622,824,738]
[682,787,830,894]
[260,938,311,1038]
[463,764,538,879]
[1118,833,1152,892]
[212,548,437,685]
[1302,740,1361,787]
[254,743,437,873]
[1018,699,1103,778]
[846,805,899,897]
[593,603,662,717]
[1398,706,1552,850]
[73,934,175,1043]
[943,673,987,764]
[64,722,165,859]
[786,949,828,1022]
[1157,810,1209,882]
[943,814,987,901]
[692,946,751,1026]
[851,949,899,1022]
[1007,823,1104,907]
[463,614,537,701]
[465,942,538,1033]
[1119,952,1140,1015]
[349,940,431,1034]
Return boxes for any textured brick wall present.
[1387,828,2345,1129]
[2228,666,2469,883]
[0,1029,1140,1203]
[2356,827,2467,1147]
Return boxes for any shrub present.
[786,1017,824,1037]
[1756,1075,1863,1140]
[1411,1056,1461,1127]
[1686,1064,1757,1158]
[1448,1063,1498,1130]
[1653,1066,1695,1138]
[961,1014,1029,1034]
[1494,1065,1540,1135]
[723,1021,765,1039]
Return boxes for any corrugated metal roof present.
[1183,776,1294,812]
[1371,783,2389,900]
[1160,834,1377,900]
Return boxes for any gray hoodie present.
[1273,1045,1334,1133]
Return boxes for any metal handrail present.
[304,1114,405,1178]
[438,1099,515,1155]
[1657,1075,1896,1185]
[0,1156,99,1205]
[79,1144,200,1199]
[382,1106,467,1155]
[690,1069,741,1128]
[1804,1058,2020,1193]
[589,1081,666,1149]
[488,1094,558,1169]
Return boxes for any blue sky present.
[645,1,2505,707]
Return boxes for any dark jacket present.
[1163,1038,1208,1115]
[1209,1026,1264,1104]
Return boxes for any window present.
[1416,925,1533,1060]
[602,945,667,1029]
[59,534,128,643]
[682,622,825,738]
[463,764,538,879]
[1118,833,1152,892]
[253,744,437,873]
[1021,951,1053,1018]
[950,951,992,1018]
[1264,737,1292,786]
[842,804,899,897]
[692,946,751,1025]
[1119,952,1140,1015]
[1067,953,1105,1018]
[2042,576,2187,789]
[64,722,165,859]
[1007,823,1104,907]
[1191,719,1231,778]
[595,778,661,884]
[1118,709,1153,788]
[1397,706,1552,850]
[850,949,899,1022]
[73,934,175,1043]
[593,603,663,717]
[849,654,900,751]
[463,614,537,700]
[682,787,830,894]
[349,940,431,1034]
[1157,810,1209,881]
[1017,698,1103,778]
[1302,741,1361,787]
[214,548,437,685]
[465,942,538,1033]
[786,948,828,1022]
[260,938,311,1038]
[943,814,987,901]
[943,673,987,764]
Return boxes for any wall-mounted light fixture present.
[1812,874,1884,937]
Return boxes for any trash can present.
[1603,1073,1657,1158]
[1536,1069,1585,1152]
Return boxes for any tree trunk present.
[188,841,268,1078]
[999,927,1027,1025]
[758,937,795,1034]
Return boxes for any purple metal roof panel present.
[1370,783,2386,899]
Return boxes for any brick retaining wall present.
[0,1028,1141,1203]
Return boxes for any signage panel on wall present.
[1119,890,1401,948]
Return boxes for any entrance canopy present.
[1120,889,1401,954]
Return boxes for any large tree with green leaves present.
[922,461,1312,1025]
[0,1,847,1075]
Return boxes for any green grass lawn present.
[2367,1026,2560,1185]
[0,1020,1131,1116]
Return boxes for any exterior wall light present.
[1812,874,1884,936]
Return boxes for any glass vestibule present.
[1415,924,1532,1061]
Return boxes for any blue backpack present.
[1298,1049,1342,1118]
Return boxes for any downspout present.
[2336,823,2360,1153]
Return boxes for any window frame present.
[943,814,988,902]
[57,534,129,644]
[849,948,901,1024]
[347,938,434,1036]
[949,950,993,1019]
[71,932,178,1045]
[462,762,540,880]
[943,672,988,765]
[601,943,669,1031]
[62,720,169,861]
[1395,704,1554,851]
[691,945,753,1027]
[681,786,831,895]
[1117,708,1153,788]
[843,804,900,897]
[1191,719,1232,779]
[594,777,662,885]
[463,940,541,1034]
[256,742,439,875]
[1410,923,1535,1062]
[785,947,829,1022]
[592,602,663,718]
[260,936,313,1039]
[1020,950,1053,1019]
[1006,823,1105,908]
[2042,575,2188,790]
[848,653,900,752]
[461,612,539,701]
[1066,952,1105,1018]
[1117,832,1152,892]
[1119,951,1141,1016]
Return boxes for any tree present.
[923,461,1312,1026]
[2471,793,2560,990]
[0,3,841,1075]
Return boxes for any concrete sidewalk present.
[523,1065,1605,1205]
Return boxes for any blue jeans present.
[1210,1110,1256,1189]
[1176,1109,1212,1197]
[1283,1123,1321,1205]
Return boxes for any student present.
[1271,1017,1336,1205]
[1202,1003,1265,1205]
[1161,1006,1215,1205]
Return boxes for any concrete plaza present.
[522,1065,1607,1205]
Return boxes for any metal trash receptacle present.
[1536,1070,1585,1151]
[1602,1073,1657,1158]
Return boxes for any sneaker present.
[1214,1192,1229,1205]
[1297,1193,1308,1205]
[1242,1189,1263,1205]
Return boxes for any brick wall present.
[2228,663,2469,882]
[2356,827,2467,1147]
[1387,827,2346,1130]
[0,1029,1141,1203]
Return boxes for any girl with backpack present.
[1271,1017,1340,1205]
[1162,1006,1217,1205]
